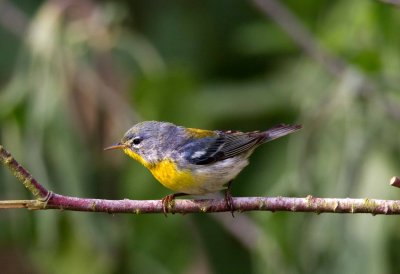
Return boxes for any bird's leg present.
[225,181,235,217]
[161,193,188,216]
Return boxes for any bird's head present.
[104,121,179,167]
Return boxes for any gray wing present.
[184,124,301,165]
[184,132,264,165]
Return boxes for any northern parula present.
[105,121,301,214]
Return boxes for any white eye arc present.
[131,137,142,146]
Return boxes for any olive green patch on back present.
[186,128,216,138]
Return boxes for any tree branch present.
[1,145,400,215]
[0,145,49,199]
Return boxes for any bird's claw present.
[161,194,175,216]
[225,186,235,217]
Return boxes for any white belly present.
[181,156,249,195]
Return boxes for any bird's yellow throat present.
[123,148,149,167]
[122,148,196,192]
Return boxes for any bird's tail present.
[262,124,302,142]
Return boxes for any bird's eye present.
[132,137,142,146]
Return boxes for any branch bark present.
[1,145,400,215]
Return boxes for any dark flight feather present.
[185,124,301,165]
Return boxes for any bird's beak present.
[104,142,126,151]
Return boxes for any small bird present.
[105,121,301,214]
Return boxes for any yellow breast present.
[123,148,198,193]
[149,160,197,193]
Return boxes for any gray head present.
[104,121,184,165]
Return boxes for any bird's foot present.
[161,193,187,216]
[225,181,235,217]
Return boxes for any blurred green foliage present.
[1,0,400,273]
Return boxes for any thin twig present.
[1,145,400,215]
[0,200,44,209]
[0,145,48,199]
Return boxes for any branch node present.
[363,198,377,215]
[90,201,97,211]
[28,200,47,210]
[258,199,265,210]
[39,191,53,208]
[4,155,13,164]
[305,194,314,209]
[350,203,355,214]
[333,200,339,212]
[200,206,209,213]
[383,203,389,214]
